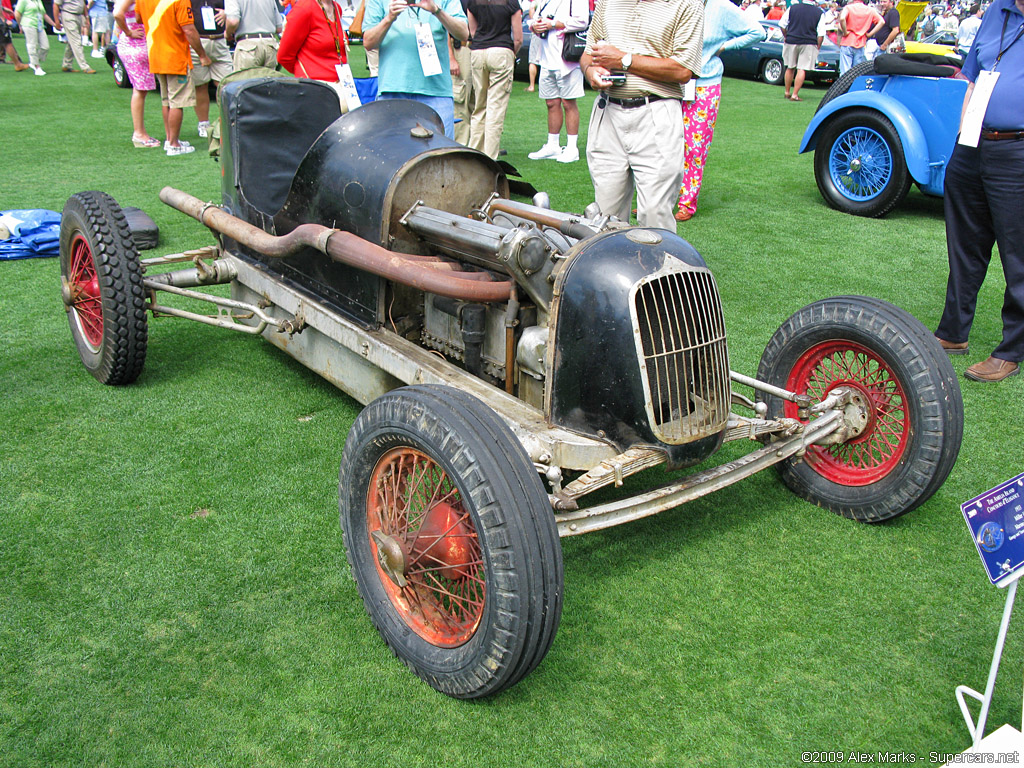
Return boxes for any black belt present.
[606,94,669,109]
[236,32,277,41]
[199,33,224,39]
[981,129,1024,141]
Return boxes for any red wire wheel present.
[784,340,909,486]
[59,191,147,385]
[756,297,963,522]
[340,385,563,698]
[366,447,485,647]
[66,233,104,350]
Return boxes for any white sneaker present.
[91,49,104,58]
[164,139,192,151]
[557,146,580,163]
[166,143,196,156]
[528,144,562,160]
[197,121,210,138]
[34,66,46,76]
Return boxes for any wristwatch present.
[621,52,632,71]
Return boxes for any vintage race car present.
[60,78,964,698]
[799,53,965,217]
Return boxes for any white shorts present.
[538,66,583,100]
[783,43,818,70]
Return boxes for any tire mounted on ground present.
[338,384,563,698]
[756,296,963,522]
[813,107,912,217]
[59,191,148,385]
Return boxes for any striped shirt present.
[584,0,704,99]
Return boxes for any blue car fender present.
[799,91,931,186]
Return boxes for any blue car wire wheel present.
[814,108,912,218]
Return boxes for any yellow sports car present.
[905,29,959,55]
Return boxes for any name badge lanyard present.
[993,10,1024,69]
[319,0,346,63]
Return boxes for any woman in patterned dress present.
[113,0,160,147]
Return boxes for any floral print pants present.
[678,84,722,216]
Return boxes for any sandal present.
[132,135,161,148]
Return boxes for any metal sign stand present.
[954,570,1023,747]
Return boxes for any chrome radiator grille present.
[631,268,730,444]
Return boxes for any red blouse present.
[277,0,348,81]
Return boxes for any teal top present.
[365,0,467,97]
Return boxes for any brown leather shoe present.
[675,209,694,222]
[936,337,969,355]
[83,68,97,74]
[965,356,1019,382]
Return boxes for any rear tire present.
[339,385,563,698]
[761,57,785,85]
[815,60,875,114]
[111,51,130,88]
[756,296,963,522]
[59,191,148,385]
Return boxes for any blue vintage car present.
[798,54,965,217]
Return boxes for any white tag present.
[959,70,1000,148]
[335,63,362,110]
[200,5,216,29]
[682,79,696,101]
[414,21,442,77]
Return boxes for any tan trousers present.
[585,96,684,231]
[232,38,279,70]
[60,10,90,71]
[451,42,473,146]
[469,47,514,159]
[24,24,49,68]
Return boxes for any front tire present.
[339,385,563,698]
[756,296,963,522]
[111,51,130,88]
[761,57,784,85]
[59,191,148,385]
[813,108,912,217]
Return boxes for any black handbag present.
[561,28,587,62]
[560,0,588,62]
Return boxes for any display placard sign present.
[961,472,1024,587]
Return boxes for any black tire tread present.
[815,60,875,114]
[60,191,148,385]
[813,108,912,218]
[755,296,963,522]
[339,385,563,698]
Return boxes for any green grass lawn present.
[2,38,1023,768]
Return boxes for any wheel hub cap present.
[411,502,474,581]
[848,157,862,173]
[371,530,408,587]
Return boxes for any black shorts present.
[0,18,12,46]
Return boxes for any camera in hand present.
[606,72,627,86]
[535,14,555,39]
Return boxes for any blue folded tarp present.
[0,209,62,260]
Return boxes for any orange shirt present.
[136,0,195,75]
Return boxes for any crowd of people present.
[1,0,1020,379]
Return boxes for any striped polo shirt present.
[584,0,704,99]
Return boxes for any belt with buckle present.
[200,33,224,39]
[606,94,667,109]
[236,32,277,41]
[981,129,1024,141]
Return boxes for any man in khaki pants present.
[53,0,96,72]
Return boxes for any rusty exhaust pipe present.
[159,187,514,303]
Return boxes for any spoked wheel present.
[339,385,563,698]
[814,109,911,217]
[59,191,148,385]
[761,57,784,85]
[756,296,963,522]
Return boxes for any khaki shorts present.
[191,37,232,84]
[538,66,584,100]
[783,43,819,70]
[156,72,197,109]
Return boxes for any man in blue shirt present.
[935,0,1024,382]
[364,0,469,139]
